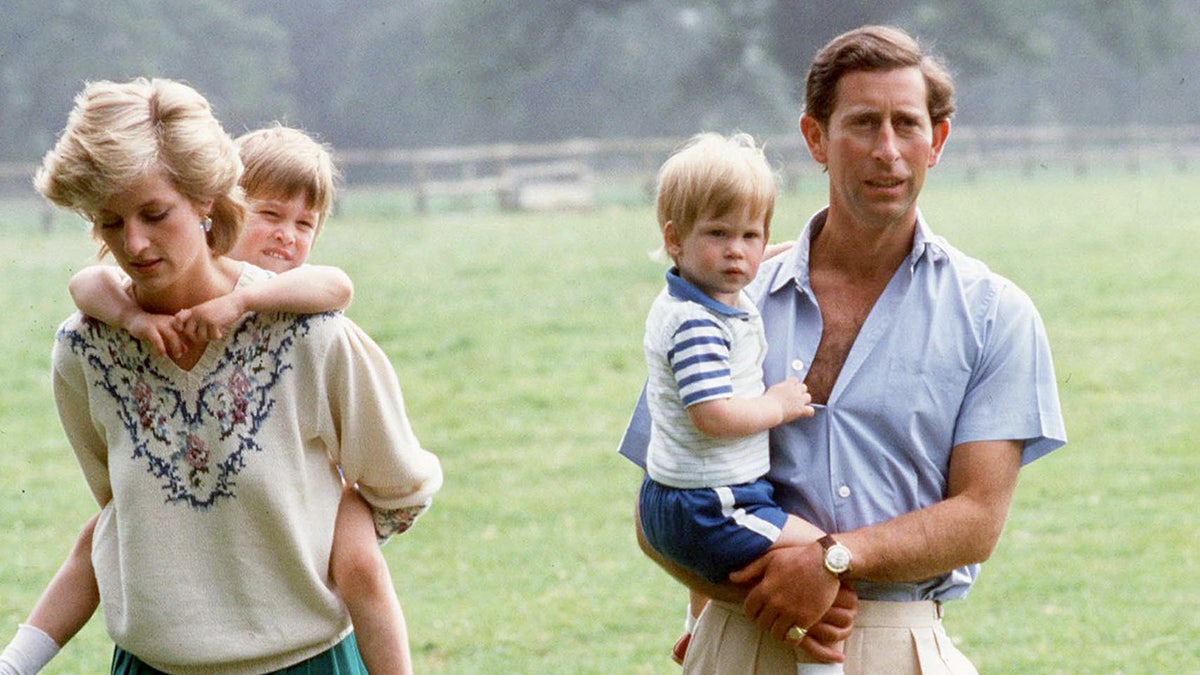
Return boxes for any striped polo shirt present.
[644,268,770,489]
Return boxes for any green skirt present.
[111,633,366,674]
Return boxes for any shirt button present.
[837,485,851,498]
[791,359,805,372]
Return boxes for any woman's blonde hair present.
[34,77,244,256]
[655,132,777,244]
[236,124,339,232]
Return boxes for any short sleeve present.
[667,317,734,408]
[955,281,1067,465]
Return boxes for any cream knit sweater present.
[51,265,443,674]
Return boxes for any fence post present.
[413,159,428,214]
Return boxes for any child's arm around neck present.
[174,263,354,342]
[69,265,185,358]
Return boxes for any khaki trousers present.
[682,599,979,675]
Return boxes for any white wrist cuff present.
[0,624,61,675]
[683,607,698,634]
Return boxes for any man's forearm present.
[838,439,1022,583]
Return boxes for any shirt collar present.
[766,206,948,296]
[665,267,749,317]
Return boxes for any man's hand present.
[729,541,842,647]
[764,241,795,260]
[796,583,856,662]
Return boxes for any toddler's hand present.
[765,377,814,424]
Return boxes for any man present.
[621,25,1066,674]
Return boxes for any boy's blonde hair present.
[34,77,244,256]
[655,132,777,243]
[236,125,339,232]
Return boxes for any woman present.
[33,78,442,674]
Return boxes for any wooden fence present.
[5,126,1200,214]
[335,125,1200,212]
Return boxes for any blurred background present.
[3,4,1198,671]
[3,0,1200,199]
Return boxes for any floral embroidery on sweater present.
[59,312,327,509]
[374,500,431,544]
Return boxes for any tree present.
[0,0,293,161]
[410,0,1200,136]
[408,0,798,143]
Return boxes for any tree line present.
[3,0,1199,163]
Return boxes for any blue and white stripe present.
[669,318,733,407]
[643,270,772,489]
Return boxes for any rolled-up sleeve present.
[323,318,444,539]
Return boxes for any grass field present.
[1,166,1197,673]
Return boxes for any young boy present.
[638,132,841,673]
[1,125,414,675]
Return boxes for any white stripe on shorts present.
[713,486,782,542]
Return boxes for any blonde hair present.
[236,124,339,232]
[655,132,777,246]
[34,77,244,256]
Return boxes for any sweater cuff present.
[372,499,432,545]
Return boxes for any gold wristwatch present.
[818,534,852,578]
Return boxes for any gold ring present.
[786,625,807,642]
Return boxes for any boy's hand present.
[764,377,814,424]
[174,294,246,343]
[126,312,189,359]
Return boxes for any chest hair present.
[805,270,891,404]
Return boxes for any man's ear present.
[927,119,951,167]
[800,114,828,166]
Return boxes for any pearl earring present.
[200,217,212,233]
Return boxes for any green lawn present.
[1,166,1197,673]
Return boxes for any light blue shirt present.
[620,208,1067,602]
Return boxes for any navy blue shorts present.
[639,475,789,584]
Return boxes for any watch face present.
[826,544,852,572]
